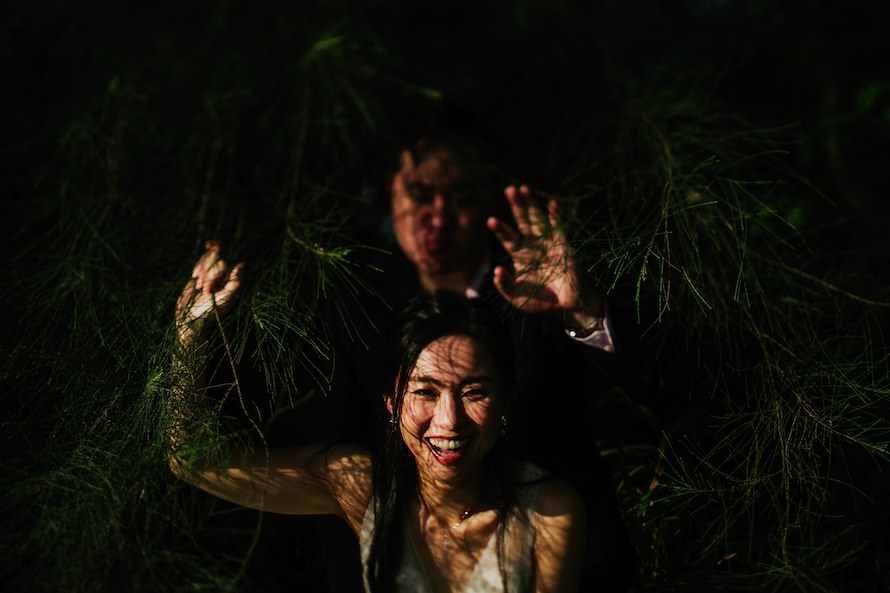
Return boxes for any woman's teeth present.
[428,437,467,451]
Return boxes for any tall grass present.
[3,1,888,591]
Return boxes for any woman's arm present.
[167,242,373,529]
[532,479,588,593]
[167,440,372,523]
[167,347,374,527]
[167,333,373,527]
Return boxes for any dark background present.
[3,1,890,592]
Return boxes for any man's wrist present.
[563,291,604,334]
[564,311,603,338]
[562,292,614,351]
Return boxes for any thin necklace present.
[443,505,475,553]
[415,493,483,554]
[456,506,473,525]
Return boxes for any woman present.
[169,288,587,593]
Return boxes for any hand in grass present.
[175,241,244,345]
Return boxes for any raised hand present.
[175,241,244,345]
[487,185,602,325]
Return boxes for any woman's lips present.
[425,437,469,465]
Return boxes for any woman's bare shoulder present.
[523,471,587,593]
[526,474,586,522]
[317,443,375,531]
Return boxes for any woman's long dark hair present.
[365,290,517,593]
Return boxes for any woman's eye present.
[413,388,437,398]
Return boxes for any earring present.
[389,414,396,426]
[500,415,507,436]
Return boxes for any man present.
[177,132,637,592]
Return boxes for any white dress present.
[359,463,545,593]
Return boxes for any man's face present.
[390,146,489,280]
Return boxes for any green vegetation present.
[3,1,888,591]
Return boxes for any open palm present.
[487,185,588,316]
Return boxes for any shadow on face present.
[389,140,495,284]
[389,334,505,485]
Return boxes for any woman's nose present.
[433,392,462,429]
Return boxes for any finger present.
[204,258,228,294]
[547,198,569,244]
[194,241,220,273]
[215,262,245,306]
[193,242,221,291]
[505,185,532,236]
[520,185,548,236]
[548,198,567,234]
[175,279,203,321]
[492,265,516,299]
[487,216,521,253]
[493,266,542,313]
[180,276,198,299]
[548,198,560,227]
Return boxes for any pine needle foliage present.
[3,1,889,592]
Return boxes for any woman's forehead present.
[410,334,498,382]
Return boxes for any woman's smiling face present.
[393,333,504,485]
